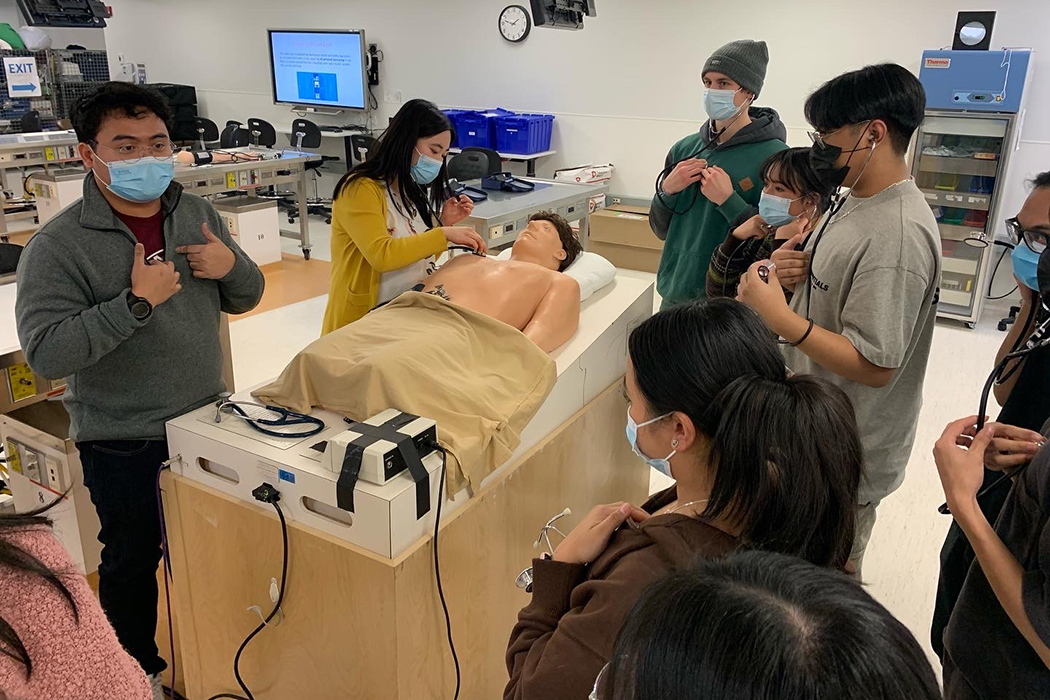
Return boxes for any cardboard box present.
[589,203,663,273]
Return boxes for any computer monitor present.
[267,29,368,112]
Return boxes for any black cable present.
[206,496,289,700]
[427,441,461,700]
[367,83,379,111]
[987,241,1018,300]
[653,122,729,216]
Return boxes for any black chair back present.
[448,151,492,181]
[291,119,322,150]
[247,118,277,148]
[220,121,249,148]
[195,117,219,150]
[0,242,23,275]
[19,111,41,133]
[350,134,378,164]
[462,147,502,176]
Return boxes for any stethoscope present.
[213,393,325,439]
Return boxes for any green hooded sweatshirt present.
[650,107,787,308]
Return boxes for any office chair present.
[0,242,23,276]
[247,118,277,148]
[195,117,220,151]
[19,111,41,134]
[462,147,502,176]
[448,151,492,181]
[219,121,249,148]
[283,118,338,225]
[349,134,378,164]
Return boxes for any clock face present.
[499,5,531,43]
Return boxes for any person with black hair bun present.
[593,551,942,700]
[322,99,488,333]
[504,298,862,700]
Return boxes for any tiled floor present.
[232,221,1021,669]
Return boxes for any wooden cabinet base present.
[160,381,648,699]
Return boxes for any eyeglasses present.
[1006,217,1049,254]
[588,663,609,700]
[93,141,177,164]
[807,120,872,149]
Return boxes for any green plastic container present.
[0,24,26,50]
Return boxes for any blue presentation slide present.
[270,31,364,109]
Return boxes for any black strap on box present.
[336,412,431,520]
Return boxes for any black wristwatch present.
[126,290,153,322]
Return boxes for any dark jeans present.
[78,439,169,676]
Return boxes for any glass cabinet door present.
[914,114,1011,321]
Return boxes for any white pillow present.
[495,248,616,302]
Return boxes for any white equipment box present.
[214,196,282,266]
[32,170,86,226]
[0,401,101,575]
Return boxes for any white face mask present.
[625,408,677,478]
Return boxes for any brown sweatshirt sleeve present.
[504,556,647,700]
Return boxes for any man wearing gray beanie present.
[650,39,787,309]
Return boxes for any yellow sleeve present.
[333,178,447,272]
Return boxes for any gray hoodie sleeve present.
[209,210,265,315]
[648,147,678,241]
[15,234,147,380]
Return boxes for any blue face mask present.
[411,149,442,185]
[1013,243,1042,291]
[703,87,742,122]
[625,408,677,478]
[97,154,174,203]
[759,192,803,228]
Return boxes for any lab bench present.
[459,177,608,250]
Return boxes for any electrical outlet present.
[383,89,402,104]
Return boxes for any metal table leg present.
[297,167,311,260]
[526,158,537,178]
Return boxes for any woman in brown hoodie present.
[505,298,863,700]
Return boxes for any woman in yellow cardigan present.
[322,99,487,333]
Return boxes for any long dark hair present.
[333,98,454,228]
[0,498,78,678]
[628,298,861,569]
[605,551,942,700]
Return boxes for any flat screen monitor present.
[268,29,367,111]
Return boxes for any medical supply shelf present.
[910,110,1018,326]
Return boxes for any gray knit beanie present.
[702,40,769,97]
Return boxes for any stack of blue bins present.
[444,108,554,154]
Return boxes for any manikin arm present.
[522,276,581,353]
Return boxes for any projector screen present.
[268,29,367,111]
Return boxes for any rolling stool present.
[285,118,337,225]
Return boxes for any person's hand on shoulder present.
[732,214,771,241]
[553,503,650,565]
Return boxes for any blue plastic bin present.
[443,108,515,149]
[442,109,474,148]
[494,113,555,155]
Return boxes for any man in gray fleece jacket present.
[15,82,263,693]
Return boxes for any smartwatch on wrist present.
[126,290,153,322]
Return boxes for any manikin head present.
[510,211,582,271]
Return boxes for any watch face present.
[500,5,530,43]
[132,300,151,319]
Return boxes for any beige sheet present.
[253,292,556,492]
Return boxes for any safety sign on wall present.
[3,56,42,98]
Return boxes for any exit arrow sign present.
[11,83,36,92]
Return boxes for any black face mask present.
[809,126,872,191]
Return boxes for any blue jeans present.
[78,439,169,676]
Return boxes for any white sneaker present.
[149,672,164,700]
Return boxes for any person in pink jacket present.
[0,504,151,700]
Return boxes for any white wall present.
[102,0,1049,204]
